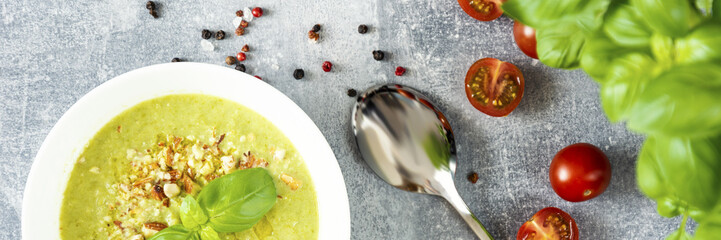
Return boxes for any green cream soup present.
[60,94,319,240]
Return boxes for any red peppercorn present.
[252,7,263,17]
[395,66,406,76]
[322,61,332,72]
[236,52,246,62]
[254,75,262,80]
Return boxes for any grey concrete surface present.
[0,0,692,239]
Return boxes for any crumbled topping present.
[280,173,301,190]
[102,132,280,238]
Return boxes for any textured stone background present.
[0,0,692,239]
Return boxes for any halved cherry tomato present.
[517,207,579,240]
[550,143,611,202]
[457,0,504,21]
[513,21,538,59]
[464,58,524,117]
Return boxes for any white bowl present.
[22,63,350,239]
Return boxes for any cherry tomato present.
[550,143,611,202]
[464,58,524,117]
[517,207,579,240]
[513,21,538,59]
[457,0,504,21]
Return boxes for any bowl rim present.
[21,62,350,239]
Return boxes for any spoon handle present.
[443,186,493,240]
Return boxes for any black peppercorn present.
[311,24,321,33]
[235,64,246,72]
[202,29,212,39]
[372,50,384,61]
[358,24,368,34]
[146,1,156,10]
[347,89,357,97]
[216,30,225,40]
[149,9,158,18]
[225,56,236,65]
[293,69,305,80]
[171,58,181,62]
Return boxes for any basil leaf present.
[148,225,200,240]
[536,22,586,69]
[627,64,721,137]
[639,135,721,213]
[650,33,675,70]
[197,168,277,233]
[502,0,610,29]
[602,4,653,47]
[580,33,629,80]
[631,0,702,37]
[657,197,684,218]
[199,225,221,240]
[696,222,721,240]
[676,21,721,64]
[180,195,207,230]
[600,53,656,122]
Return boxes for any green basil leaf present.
[642,135,721,212]
[676,21,721,64]
[199,225,221,240]
[180,195,207,230]
[657,197,684,218]
[602,4,653,47]
[695,219,721,240]
[636,137,669,200]
[650,33,676,70]
[197,168,277,233]
[536,22,586,69]
[502,0,610,30]
[627,64,721,137]
[600,53,656,122]
[631,0,702,37]
[148,225,199,240]
[580,33,630,80]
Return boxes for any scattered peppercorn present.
[216,30,225,40]
[202,29,212,39]
[171,58,182,62]
[372,50,384,61]
[467,172,479,184]
[358,24,368,34]
[322,61,332,72]
[240,20,249,28]
[146,1,156,10]
[225,56,236,65]
[235,27,245,36]
[395,66,406,76]
[241,44,249,52]
[236,52,246,62]
[235,10,243,17]
[293,69,305,80]
[252,7,263,17]
[308,30,319,42]
[347,89,357,97]
[235,64,246,72]
[254,75,262,80]
[311,24,321,33]
[149,9,158,18]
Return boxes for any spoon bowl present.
[352,84,493,240]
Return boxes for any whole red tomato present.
[517,207,578,240]
[513,21,538,59]
[550,143,611,202]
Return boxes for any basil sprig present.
[149,168,277,240]
[503,0,721,238]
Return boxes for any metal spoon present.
[352,84,493,240]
